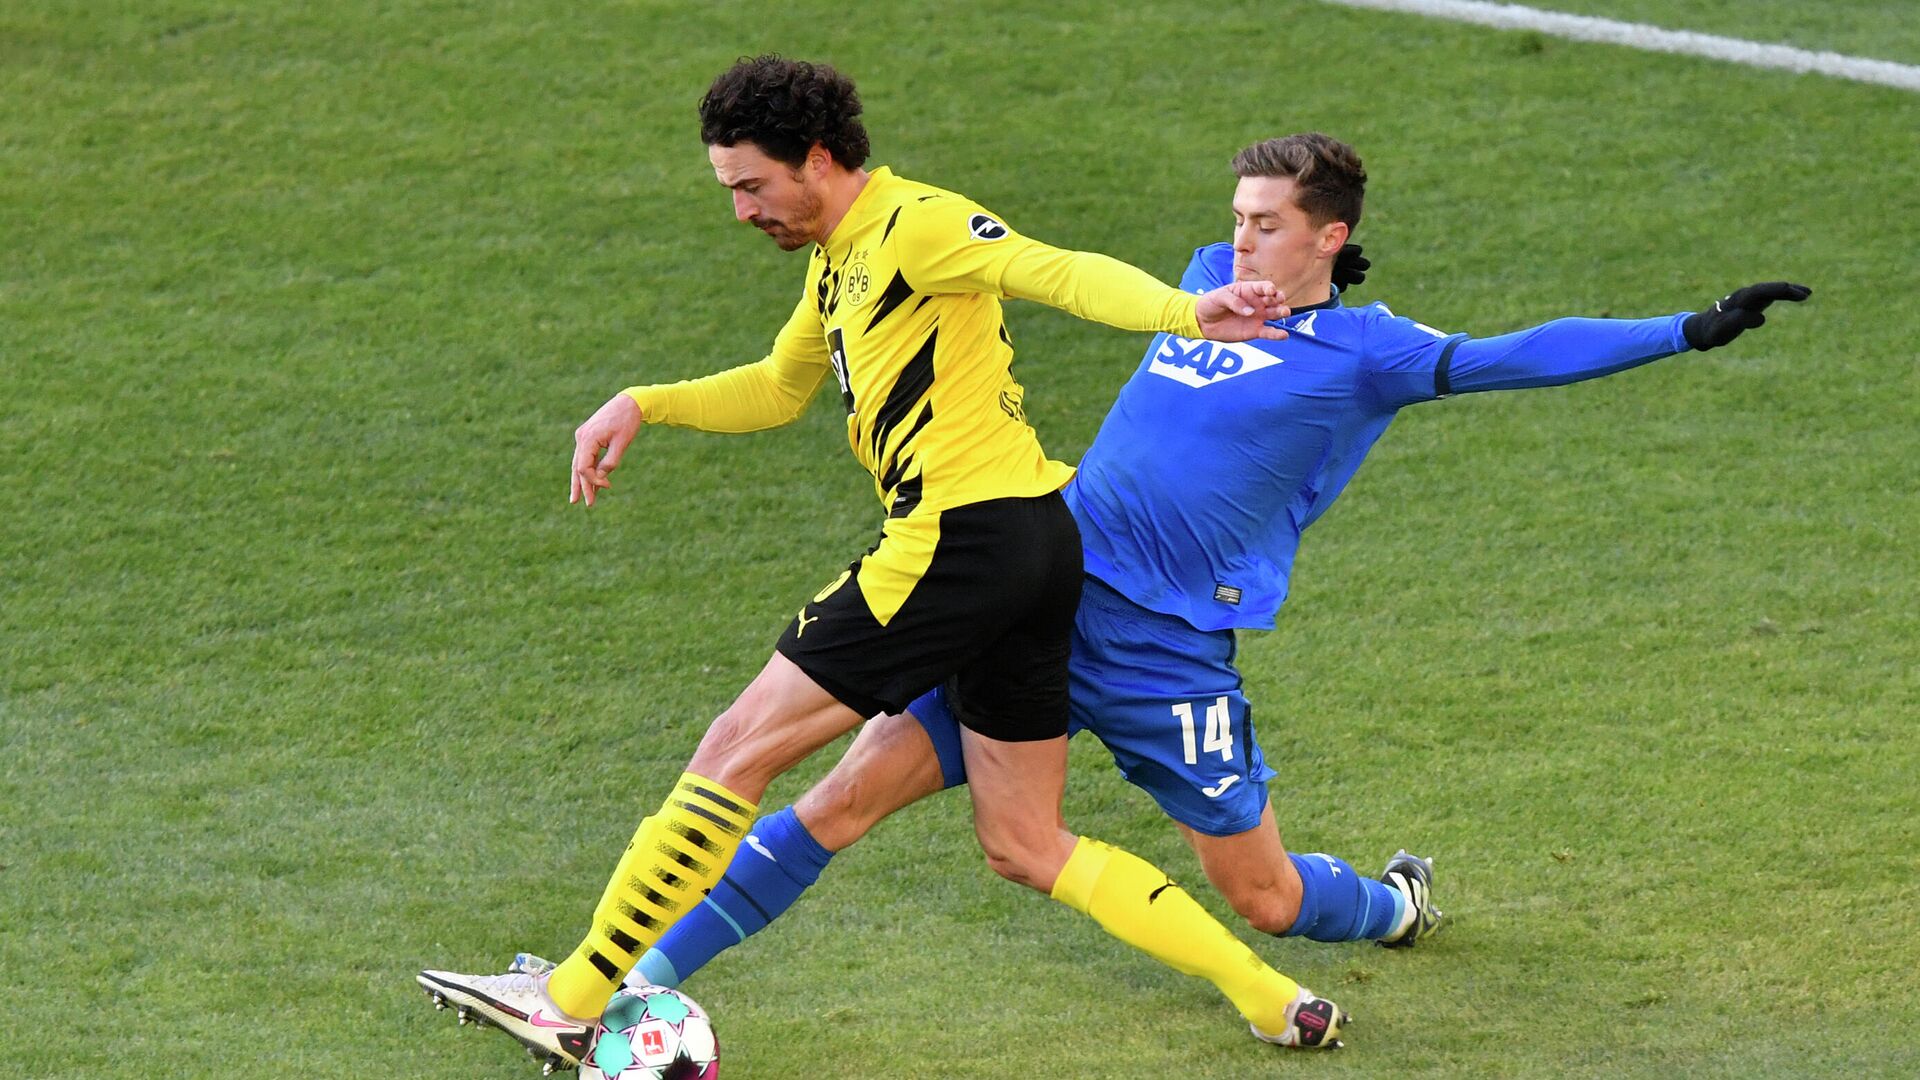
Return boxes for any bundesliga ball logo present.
[580,985,719,1080]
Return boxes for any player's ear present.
[805,143,832,179]
[1318,220,1350,259]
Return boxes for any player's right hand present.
[570,392,643,507]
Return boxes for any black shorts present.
[775,492,1082,742]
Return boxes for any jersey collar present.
[819,165,894,259]
[1274,289,1344,325]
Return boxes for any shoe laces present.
[484,970,547,999]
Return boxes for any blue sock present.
[630,806,834,988]
[1283,853,1404,942]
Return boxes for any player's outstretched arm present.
[907,202,1290,344]
[570,350,831,508]
[992,241,1293,343]
[1369,280,1813,407]
[1682,282,1813,350]
[574,293,835,506]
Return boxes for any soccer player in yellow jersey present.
[419,56,1346,1069]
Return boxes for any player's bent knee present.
[979,846,1047,891]
[1208,869,1302,935]
[688,708,799,796]
[973,822,1071,893]
[1234,891,1300,936]
[973,828,1037,888]
[794,772,879,852]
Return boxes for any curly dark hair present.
[699,55,871,169]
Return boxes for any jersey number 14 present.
[1174,697,1234,765]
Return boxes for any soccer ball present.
[579,984,719,1080]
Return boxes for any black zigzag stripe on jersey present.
[881,206,903,243]
[887,473,923,519]
[869,329,938,465]
[864,269,917,334]
[878,403,934,493]
[815,250,837,317]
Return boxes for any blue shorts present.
[907,575,1276,837]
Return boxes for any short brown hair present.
[699,55,872,170]
[1231,133,1365,229]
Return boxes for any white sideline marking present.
[1319,0,1920,92]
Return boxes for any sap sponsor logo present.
[968,213,1008,241]
[1147,334,1284,387]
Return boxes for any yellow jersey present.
[626,166,1206,518]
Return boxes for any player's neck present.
[816,167,873,245]
[1283,272,1334,309]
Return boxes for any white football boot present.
[417,965,595,1074]
[1250,985,1349,1049]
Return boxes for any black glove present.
[1332,242,1369,291]
[1682,282,1811,350]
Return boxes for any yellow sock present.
[1051,836,1300,1035]
[547,772,757,1019]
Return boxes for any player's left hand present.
[1196,281,1291,342]
[1682,282,1812,350]
[1332,243,1369,291]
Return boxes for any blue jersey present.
[1067,242,1694,632]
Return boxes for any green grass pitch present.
[4,1,1916,1076]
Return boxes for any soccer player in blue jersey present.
[519,132,1809,1044]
